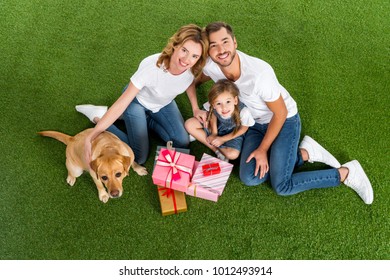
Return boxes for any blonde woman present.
[76,24,208,165]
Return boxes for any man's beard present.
[213,50,236,68]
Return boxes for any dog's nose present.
[110,190,120,197]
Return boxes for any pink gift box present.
[188,153,233,202]
[152,148,195,192]
[185,161,220,202]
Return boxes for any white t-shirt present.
[130,53,195,113]
[203,102,255,127]
[203,50,298,124]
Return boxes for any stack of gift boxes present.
[152,144,233,216]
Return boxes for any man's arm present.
[246,95,288,178]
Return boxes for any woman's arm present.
[84,82,140,165]
[186,81,207,124]
[246,95,287,178]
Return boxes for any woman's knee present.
[171,133,189,148]
[134,149,148,165]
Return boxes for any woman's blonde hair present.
[207,79,241,135]
[156,24,208,78]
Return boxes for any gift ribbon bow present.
[156,149,193,188]
[159,187,177,214]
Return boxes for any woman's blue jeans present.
[107,97,189,164]
[239,113,341,195]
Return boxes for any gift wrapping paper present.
[157,186,187,216]
[189,153,234,201]
[152,148,195,192]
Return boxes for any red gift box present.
[202,162,221,176]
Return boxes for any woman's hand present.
[246,148,269,179]
[193,108,207,126]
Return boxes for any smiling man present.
[196,21,373,204]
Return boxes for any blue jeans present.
[239,113,341,195]
[107,97,189,164]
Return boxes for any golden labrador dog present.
[38,128,147,203]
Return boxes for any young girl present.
[185,79,254,161]
[75,24,208,166]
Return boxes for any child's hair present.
[206,79,241,135]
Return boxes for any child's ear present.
[234,96,238,105]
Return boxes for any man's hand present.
[246,148,269,179]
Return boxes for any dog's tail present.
[38,130,72,145]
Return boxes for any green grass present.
[0,0,389,260]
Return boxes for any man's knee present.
[270,180,291,196]
[239,168,266,186]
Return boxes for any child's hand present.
[207,135,225,147]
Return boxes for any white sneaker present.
[299,135,341,168]
[75,104,107,124]
[342,160,373,204]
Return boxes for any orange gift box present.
[157,186,187,216]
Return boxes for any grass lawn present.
[0,0,389,260]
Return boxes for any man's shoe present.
[299,135,341,168]
[75,104,107,124]
[342,160,374,204]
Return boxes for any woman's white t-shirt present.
[131,53,195,113]
[203,50,298,124]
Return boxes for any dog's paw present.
[66,175,76,186]
[99,191,110,203]
[135,166,148,176]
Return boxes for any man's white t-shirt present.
[203,50,298,124]
[130,53,195,113]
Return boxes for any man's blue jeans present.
[239,113,341,195]
[107,97,189,164]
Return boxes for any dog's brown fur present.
[38,128,147,203]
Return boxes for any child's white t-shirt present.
[203,50,298,124]
[130,53,195,113]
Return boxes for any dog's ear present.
[121,156,132,175]
[90,158,101,179]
